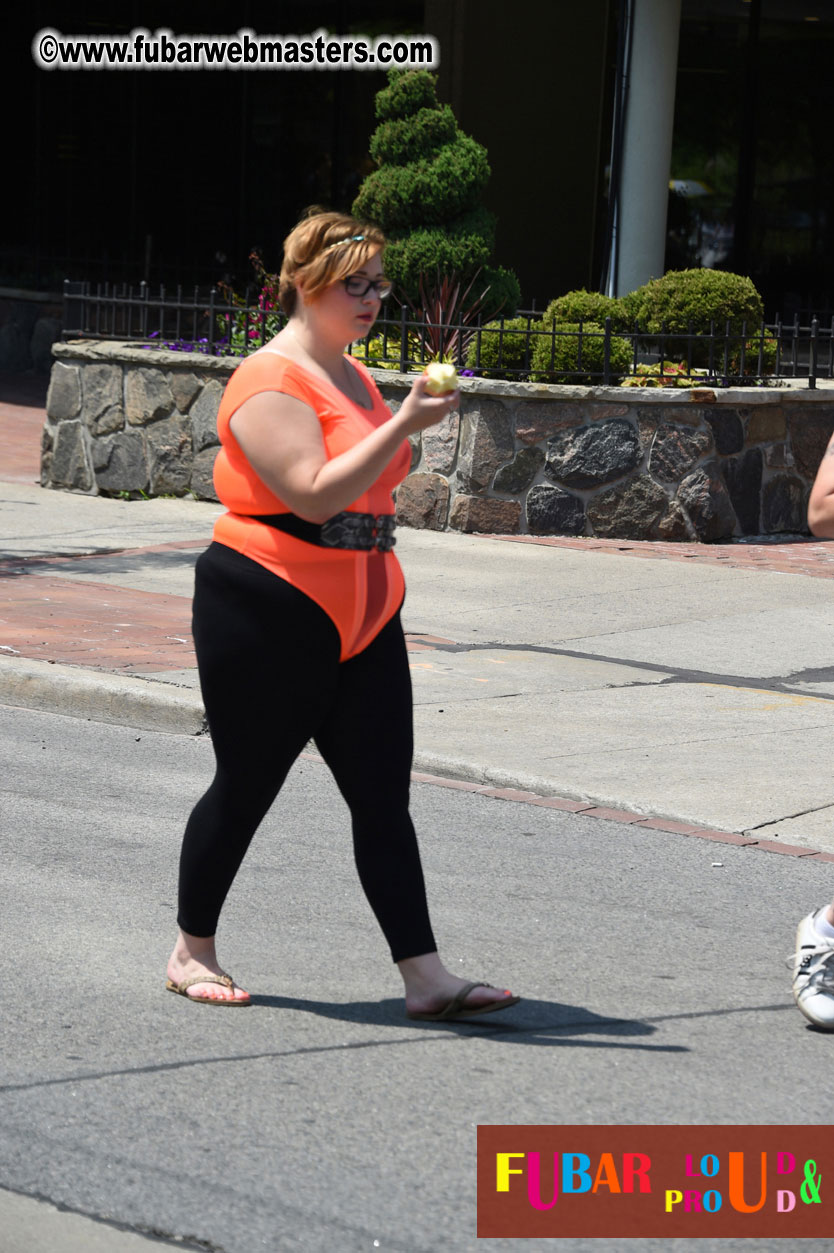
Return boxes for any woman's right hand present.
[397,373,461,435]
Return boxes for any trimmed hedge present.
[530,321,633,384]
[623,269,764,334]
[543,289,629,330]
[465,317,537,379]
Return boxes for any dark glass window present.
[669,0,834,318]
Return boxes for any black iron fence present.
[62,279,834,388]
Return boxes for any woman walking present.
[165,208,519,1021]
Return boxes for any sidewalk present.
[4,377,834,856]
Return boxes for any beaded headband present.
[324,234,365,251]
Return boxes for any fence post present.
[603,317,611,384]
[62,279,87,340]
[208,288,217,354]
[810,317,818,389]
[399,304,409,371]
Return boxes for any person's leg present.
[792,898,834,1029]
[167,544,341,1003]
[313,613,518,1017]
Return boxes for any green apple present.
[424,361,459,396]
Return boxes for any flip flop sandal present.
[166,973,251,1006]
[406,981,520,1021]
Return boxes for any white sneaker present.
[791,910,834,1029]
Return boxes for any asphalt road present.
[2,704,834,1252]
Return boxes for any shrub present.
[624,269,764,335]
[620,362,707,388]
[466,317,538,379]
[350,331,421,372]
[542,289,628,330]
[530,321,632,384]
[352,69,519,311]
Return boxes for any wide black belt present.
[250,510,396,552]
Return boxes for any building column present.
[615,0,682,295]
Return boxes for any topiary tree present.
[352,69,520,317]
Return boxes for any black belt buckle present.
[320,511,396,552]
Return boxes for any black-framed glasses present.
[342,275,393,299]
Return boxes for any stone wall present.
[0,291,63,374]
[44,340,834,540]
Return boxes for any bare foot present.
[398,952,517,1017]
[166,930,250,1005]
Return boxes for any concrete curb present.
[5,657,834,864]
[0,657,206,736]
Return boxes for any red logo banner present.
[477,1125,832,1238]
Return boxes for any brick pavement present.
[2,385,834,676]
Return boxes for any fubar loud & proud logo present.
[477,1125,830,1238]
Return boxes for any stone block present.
[720,448,763,534]
[395,473,450,529]
[585,402,631,421]
[746,407,786,445]
[169,371,205,413]
[704,409,744,455]
[449,495,521,534]
[92,430,148,493]
[658,404,702,428]
[526,484,585,535]
[82,364,125,436]
[656,501,692,541]
[408,432,421,471]
[762,474,807,534]
[677,462,738,541]
[637,414,660,451]
[764,443,791,469]
[422,411,460,475]
[648,423,713,483]
[494,446,545,493]
[125,367,174,426]
[587,475,670,540]
[190,447,220,501]
[514,401,584,445]
[50,421,93,492]
[190,379,225,451]
[46,361,81,421]
[787,408,834,481]
[456,399,514,493]
[40,424,54,486]
[147,417,192,495]
[31,317,63,374]
[545,419,641,489]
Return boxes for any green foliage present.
[543,289,628,330]
[374,68,438,121]
[405,268,492,364]
[349,332,421,372]
[465,317,537,379]
[530,322,632,384]
[731,334,777,374]
[620,362,706,388]
[624,269,764,335]
[354,133,490,231]
[478,266,521,320]
[352,68,519,307]
[369,105,457,166]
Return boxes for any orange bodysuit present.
[212,350,412,661]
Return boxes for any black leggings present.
[177,541,437,963]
